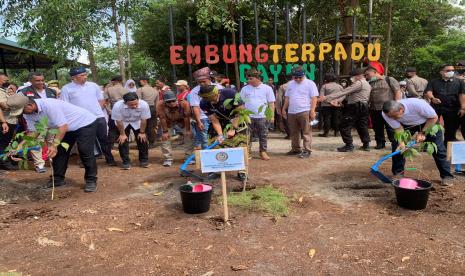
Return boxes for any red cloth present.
[42,144,48,161]
[177,90,191,101]
[369,61,385,75]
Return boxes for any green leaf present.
[264,106,273,120]
[11,141,18,149]
[60,142,70,151]
[258,105,265,114]
[48,129,59,135]
[223,98,233,109]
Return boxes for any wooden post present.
[221,171,229,222]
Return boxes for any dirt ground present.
[1,131,465,275]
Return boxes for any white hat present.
[175,80,188,86]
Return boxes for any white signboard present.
[200,147,246,173]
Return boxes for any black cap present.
[292,66,305,77]
[163,90,177,102]
[350,68,364,76]
[111,75,123,82]
[405,67,416,73]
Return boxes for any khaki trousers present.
[161,127,193,161]
[288,111,312,152]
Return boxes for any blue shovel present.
[179,141,220,181]
[370,141,416,183]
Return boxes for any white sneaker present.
[163,160,173,167]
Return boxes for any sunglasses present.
[165,100,176,104]
[293,76,303,79]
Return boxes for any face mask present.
[350,77,356,83]
[369,77,378,82]
[445,71,455,78]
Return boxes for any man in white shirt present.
[7,94,99,192]
[111,93,151,170]
[282,66,318,158]
[19,72,58,173]
[382,99,454,186]
[240,69,275,160]
[61,67,116,166]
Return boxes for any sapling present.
[393,124,444,161]
[2,117,69,200]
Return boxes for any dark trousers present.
[53,121,98,183]
[340,103,370,146]
[437,110,460,147]
[0,123,16,164]
[118,125,149,165]
[108,118,119,146]
[147,105,157,145]
[370,110,394,145]
[95,117,115,163]
[320,106,341,134]
[249,118,269,152]
[391,125,452,178]
[461,115,465,140]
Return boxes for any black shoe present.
[359,143,370,151]
[84,182,97,193]
[298,151,311,158]
[106,159,117,166]
[375,144,385,150]
[286,150,301,156]
[318,133,329,137]
[46,179,66,189]
[337,145,354,152]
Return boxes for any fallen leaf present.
[37,237,63,247]
[153,191,164,196]
[131,222,142,227]
[205,245,213,250]
[200,271,214,276]
[298,196,303,203]
[143,182,151,187]
[308,248,316,259]
[89,242,95,251]
[401,256,410,262]
[107,227,124,232]
[231,265,248,271]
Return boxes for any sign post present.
[447,141,465,173]
[199,147,247,222]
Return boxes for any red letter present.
[239,44,253,63]
[205,45,220,64]
[255,44,269,63]
[186,45,201,65]
[222,44,237,64]
[170,45,184,65]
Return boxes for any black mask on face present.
[2,82,10,89]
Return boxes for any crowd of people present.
[0,59,464,192]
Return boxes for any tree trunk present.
[87,43,98,82]
[384,1,393,75]
[125,16,132,80]
[231,30,240,91]
[112,1,126,81]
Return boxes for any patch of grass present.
[227,186,289,216]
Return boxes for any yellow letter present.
[285,44,299,63]
[318,43,332,61]
[367,43,381,61]
[301,43,316,62]
[269,44,283,63]
[351,42,365,61]
[334,42,348,61]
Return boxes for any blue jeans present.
[192,118,210,149]
[391,125,453,178]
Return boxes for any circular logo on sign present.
[215,152,228,162]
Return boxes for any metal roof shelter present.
[0,38,86,74]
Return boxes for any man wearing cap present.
[136,76,159,147]
[61,67,117,166]
[104,75,128,145]
[189,67,224,150]
[364,66,402,150]
[154,77,171,101]
[424,64,465,146]
[47,80,61,98]
[405,67,428,98]
[19,72,58,173]
[382,99,454,186]
[157,90,192,167]
[8,94,99,192]
[111,93,151,170]
[175,80,190,101]
[282,66,318,158]
[320,68,372,152]
[240,69,275,160]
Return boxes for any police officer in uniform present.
[319,68,372,152]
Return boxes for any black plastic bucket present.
[392,179,432,210]
[179,184,213,214]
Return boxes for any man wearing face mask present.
[319,68,372,152]
[364,64,402,150]
[404,67,428,98]
[424,64,465,146]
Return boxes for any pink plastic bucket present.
[398,178,418,189]
[192,184,213,193]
